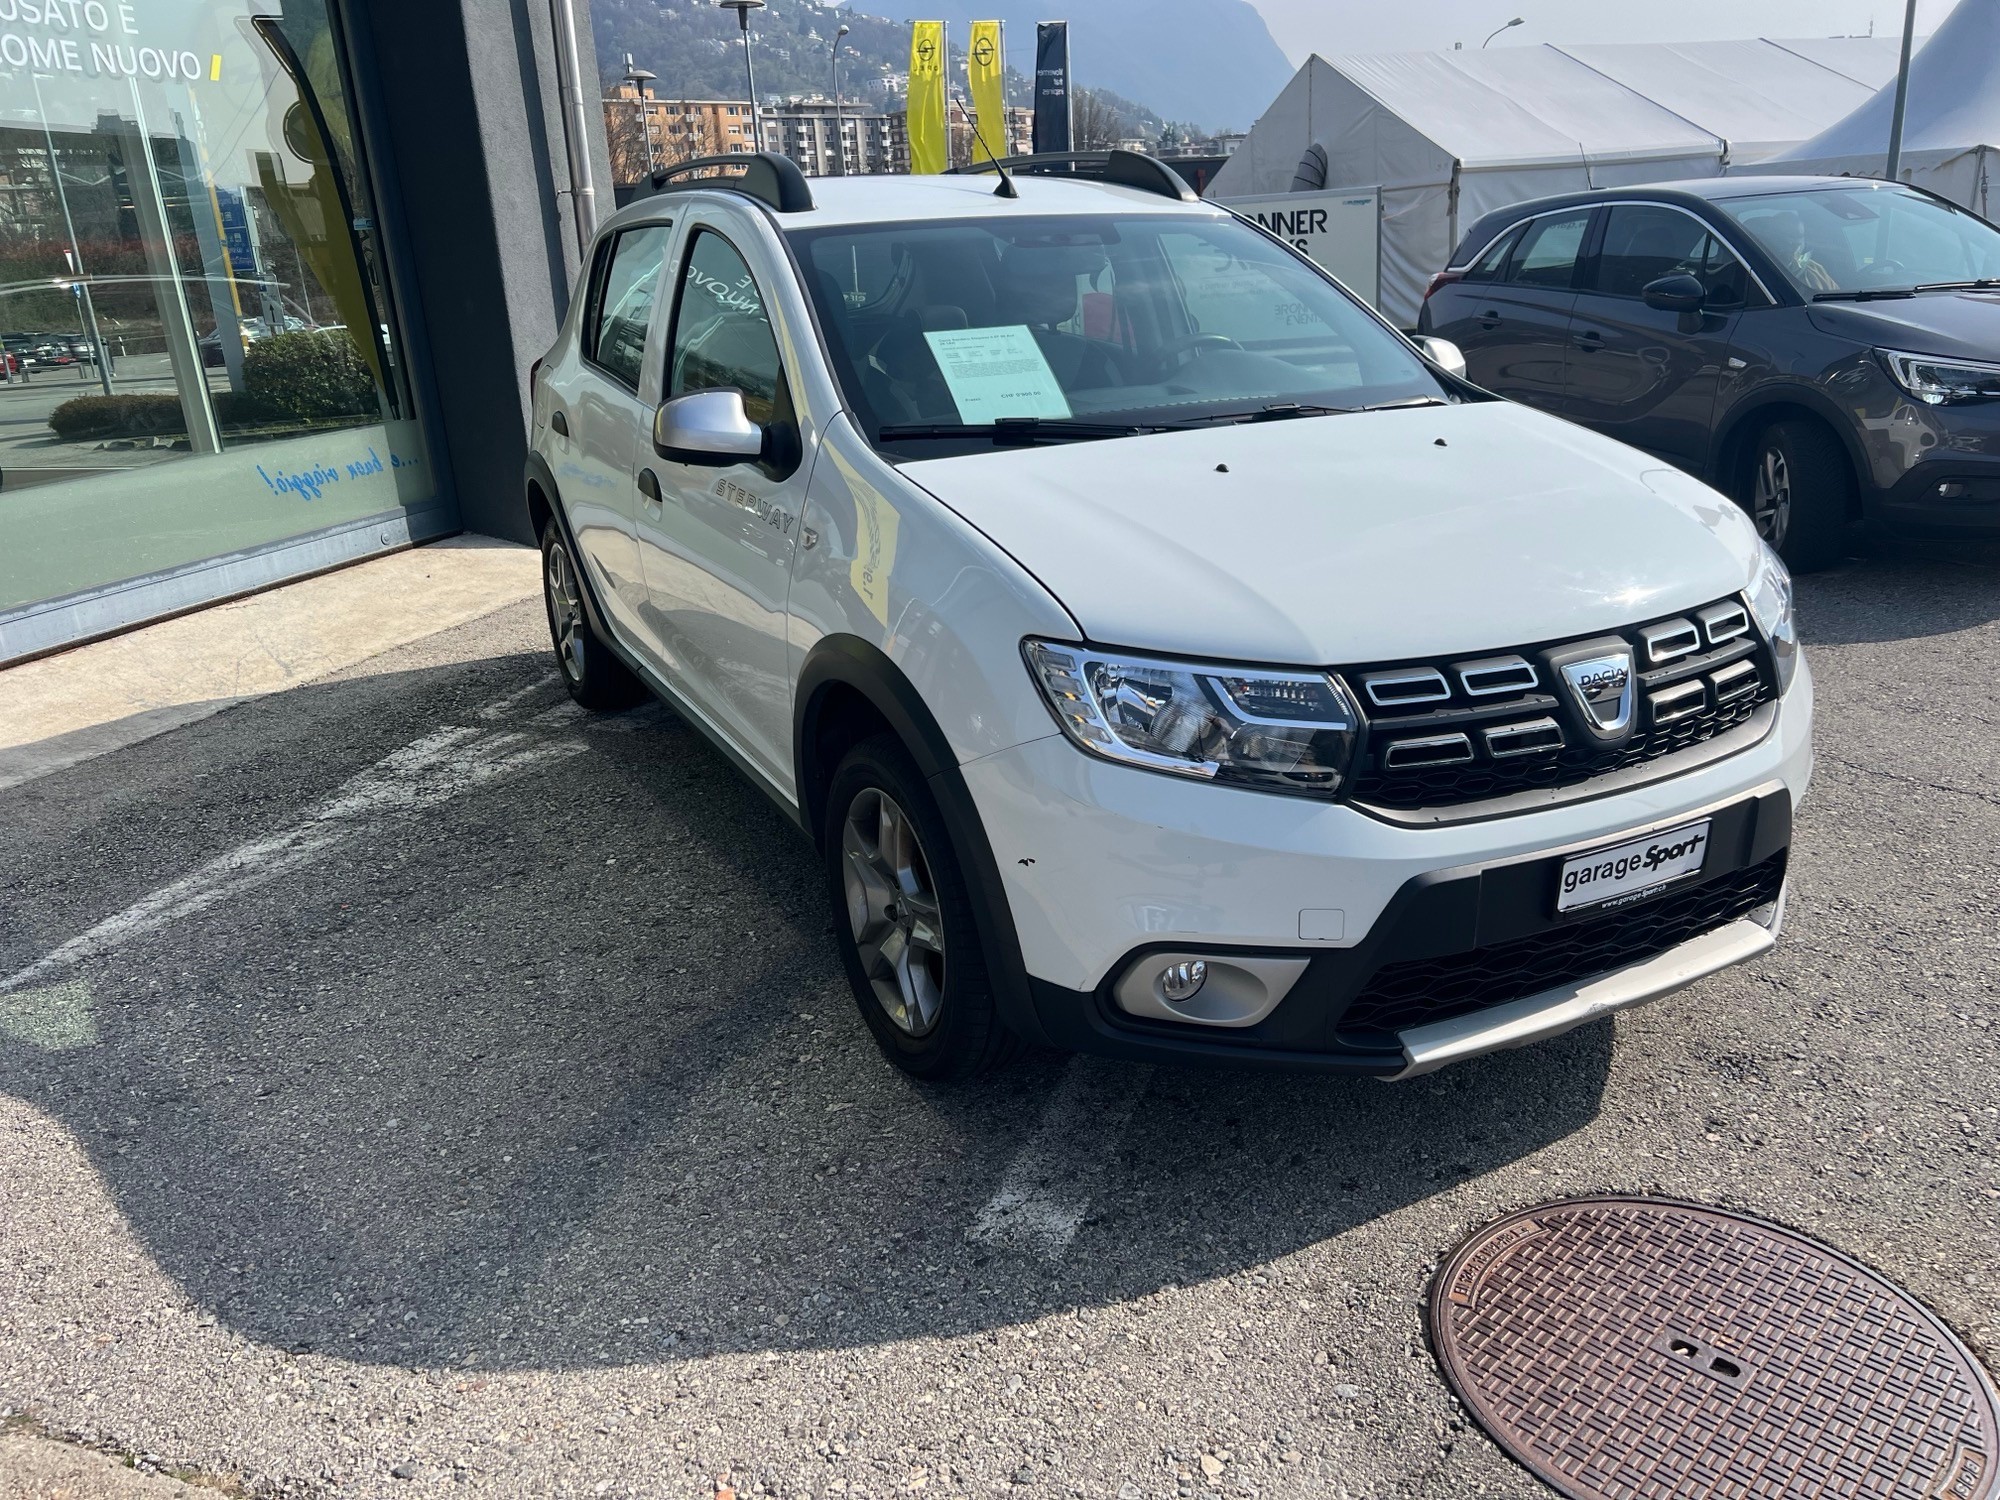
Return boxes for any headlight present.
[1746,540,1799,695]
[1878,348,2000,405]
[1024,640,1357,797]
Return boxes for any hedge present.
[46,330,379,442]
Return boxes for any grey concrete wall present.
[351,0,612,544]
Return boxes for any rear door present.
[546,219,674,651]
[1444,207,1593,411]
[1562,204,1746,469]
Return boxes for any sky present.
[1247,0,1964,65]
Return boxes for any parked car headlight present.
[1879,348,2000,405]
[1024,640,1357,796]
[1747,541,1799,695]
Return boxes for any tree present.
[1073,89,1120,151]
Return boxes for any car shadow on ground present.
[0,641,1612,1373]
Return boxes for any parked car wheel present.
[539,523,642,709]
[1742,419,1850,573]
[825,734,1016,1081]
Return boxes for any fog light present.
[1160,959,1208,1003]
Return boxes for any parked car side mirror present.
[653,389,765,466]
[1412,335,1468,379]
[1642,273,1707,314]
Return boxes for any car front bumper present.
[961,655,1813,1075]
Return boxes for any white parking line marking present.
[1,712,584,996]
[967,1056,1153,1258]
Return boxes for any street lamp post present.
[718,0,767,148]
[831,23,850,176]
[1482,16,1524,47]
[623,54,658,175]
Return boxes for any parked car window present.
[1700,234,1764,309]
[588,224,670,391]
[1464,224,1521,282]
[668,230,787,426]
[1505,211,1592,290]
[1592,206,1707,298]
[1725,186,2000,296]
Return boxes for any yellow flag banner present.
[907,21,948,174]
[968,20,1005,165]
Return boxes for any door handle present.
[550,409,568,438]
[1574,330,1606,351]
[636,468,661,504]
[1478,309,1502,329]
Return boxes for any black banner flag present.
[1033,21,1071,154]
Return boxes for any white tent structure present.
[1738,1,2000,217]
[1211,39,1907,325]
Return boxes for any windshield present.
[789,212,1448,456]
[1723,186,2000,297]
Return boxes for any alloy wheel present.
[545,540,586,684]
[1752,445,1792,549]
[840,787,947,1036]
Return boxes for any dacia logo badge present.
[1561,650,1635,735]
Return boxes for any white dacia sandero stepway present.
[526,150,1811,1081]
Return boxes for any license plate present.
[1556,819,1712,914]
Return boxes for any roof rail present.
[947,149,1198,204]
[636,151,816,213]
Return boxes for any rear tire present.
[824,734,1016,1081]
[1739,419,1851,574]
[540,522,642,710]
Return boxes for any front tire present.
[1740,419,1851,573]
[824,734,1015,1081]
[540,523,642,710]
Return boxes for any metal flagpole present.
[1885,0,1919,182]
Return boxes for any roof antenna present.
[953,88,1019,198]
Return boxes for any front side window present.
[1726,186,2000,296]
[1506,211,1592,290]
[1592,206,1707,298]
[588,225,669,390]
[668,230,787,427]
[790,212,1448,458]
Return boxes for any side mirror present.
[1642,273,1706,314]
[653,389,764,466]
[1412,335,1467,380]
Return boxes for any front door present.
[1562,204,1747,470]
[637,221,807,792]
[1452,207,1593,413]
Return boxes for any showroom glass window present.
[0,0,429,629]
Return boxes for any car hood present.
[899,401,1762,665]
[1808,290,2000,360]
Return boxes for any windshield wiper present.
[1813,288,1918,302]
[877,417,1197,446]
[1911,278,2000,293]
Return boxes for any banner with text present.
[1033,21,1070,155]
[907,20,948,174]
[968,19,1005,165]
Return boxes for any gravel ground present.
[1,540,1995,1499]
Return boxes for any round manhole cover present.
[1431,1197,2000,1500]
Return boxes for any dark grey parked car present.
[1418,176,2000,570]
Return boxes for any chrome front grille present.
[1343,597,1776,814]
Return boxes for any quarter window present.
[1464,225,1521,283]
[669,230,789,428]
[588,224,670,390]
[1506,211,1592,290]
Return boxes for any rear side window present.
[1507,211,1592,290]
[1592,205,1707,298]
[587,224,671,391]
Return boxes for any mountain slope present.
[846,0,1292,131]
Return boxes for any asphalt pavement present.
[1,539,1996,1499]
